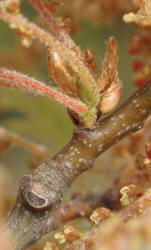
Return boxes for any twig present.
[0,68,87,114]
[0,126,50,158]
[29,0,82,58]
[0,3,100,127]
[55,193,105,224]
[6,80,151,249]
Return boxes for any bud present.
[90,207,111,225]
[120,185,135,207]
[64,224,82,241]
[120,184,144,207]
[84,47,97,77]
[99,80,122,114]
[48,49,79,97]
[98,36,119,91]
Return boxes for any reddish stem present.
[29,0,82,59]
[0,69,87,114]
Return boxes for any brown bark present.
[7,80,151,249]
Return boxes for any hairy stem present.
[0,68,87,114]
[0,4,100,126]
[7,80,151,249]
[29,0,82,58]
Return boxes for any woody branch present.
[7,80,151,250]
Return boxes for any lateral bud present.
[84,46,98,77]
[99,80,122,114]
[48,49,79,97]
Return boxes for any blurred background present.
[0,0,136,246]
